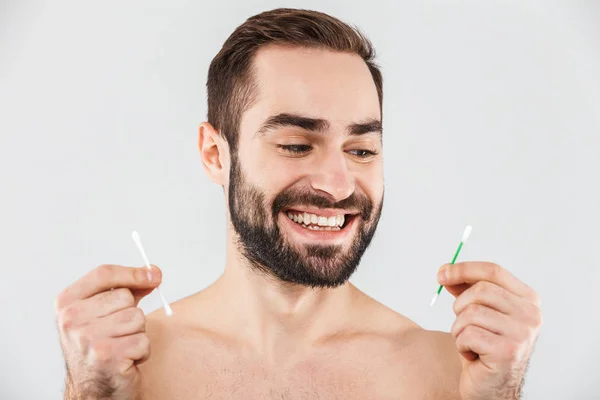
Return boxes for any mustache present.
[272,188,373,220]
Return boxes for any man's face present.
[227,45,384,288]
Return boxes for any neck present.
[207,226,359,362]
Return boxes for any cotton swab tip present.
[131,231,152,270]
[156,289,172,316]
[430,293,439,307]
[131,230,173,316]
[461,225,472,243]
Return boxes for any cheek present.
[241,147,302,198]
[252,147,304,184]
[355,161,383,196]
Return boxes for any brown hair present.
[206,8,383,155]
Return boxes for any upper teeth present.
[286,211,345,227]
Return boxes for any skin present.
[55,45,542,399]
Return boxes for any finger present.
[442,283,471,298]
[131,287,157,306]
[58,288,136,328]
[455,325,502,367]
[102,333,152,375]
[56,264,162,308]
[437,262,532,299]
[84,288,137,320]
[451,303,517,340]
[119,332,151,365]
[452,281,519,316]
[87,307,146,338]
[455,325,521,369]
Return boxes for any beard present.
[227,153,383,288]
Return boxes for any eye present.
[347,149,379,158]
[277,144,312,154]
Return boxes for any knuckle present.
[489,262,501,278]
[528,305,543,329]
[123,306,138,320]
[465,303,484,317]
[138,333,150,347]
[451,264,463,280]
[536,310,544,328]
[133,308,146,326]
[452,300,461,315]
[55,290,69,313]
[95,264,115,282]
[473,281,490,296]
[123,307,145,327]
[462,325,479,339]
[120,308,146,332]
[128,333,150,355]
[58,305,78,331]
[528,289,541,308]
[116,288,135,306]
[138,334,151,352]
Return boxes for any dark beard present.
[227,153,383,288]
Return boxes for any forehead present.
[241,45,380,135]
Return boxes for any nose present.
[309,151,355,202]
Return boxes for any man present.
[55,8,542,399]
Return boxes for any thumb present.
[441,282,471,299]
[132,264,162,305]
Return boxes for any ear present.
[198,122,229,186]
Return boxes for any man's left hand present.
[437,262,543,400]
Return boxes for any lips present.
[279,211,359,245]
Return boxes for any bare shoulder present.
[399,328,462,399]
[352,289,462,398]
[141,292,221,361]
[136,296,218,397]
[137,305,183,378]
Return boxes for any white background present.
[1,1,599,398]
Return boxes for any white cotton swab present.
[131,230,173,316]
[430,225,472,307]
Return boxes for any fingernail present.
[438,266,447,282]
[147,268,153,281]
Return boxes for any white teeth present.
[306,225,339,231]
[285,211,346,228]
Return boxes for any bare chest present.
[140,343,437,400]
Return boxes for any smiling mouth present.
[283,209,358,231]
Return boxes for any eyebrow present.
[255,113,382,137]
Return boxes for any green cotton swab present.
[430,225,472,307]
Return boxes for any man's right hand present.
[55,264,162,399]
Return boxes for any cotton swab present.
[131,230,173,316]
[430,225,472,307]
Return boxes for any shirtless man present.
[55,8,542,399]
